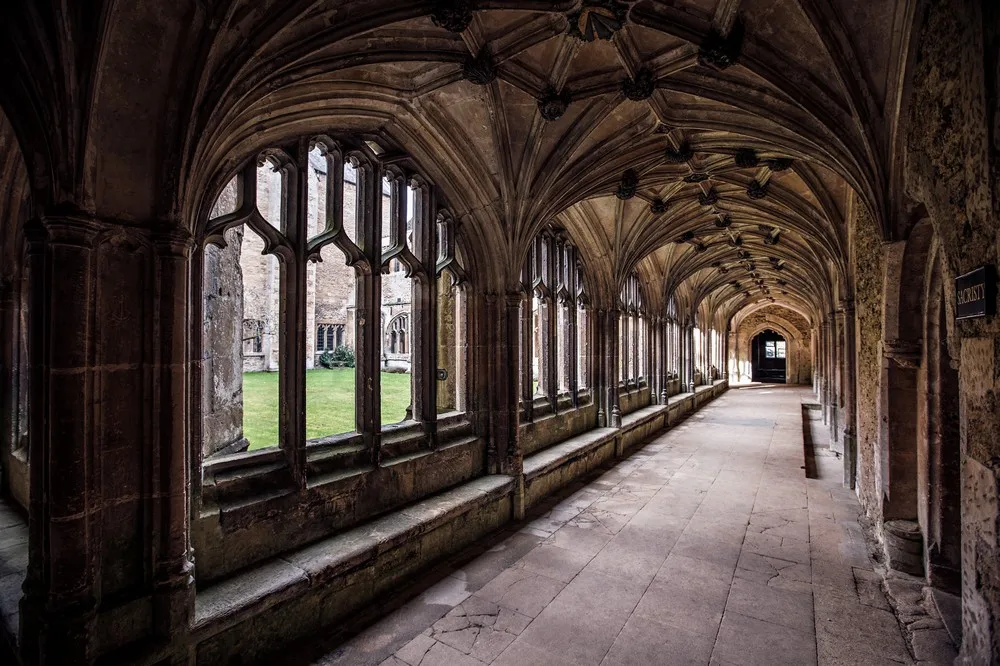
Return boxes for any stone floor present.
[289,385,951,666]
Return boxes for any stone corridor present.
[283,386,936,666]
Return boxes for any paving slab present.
[294,386,924,666]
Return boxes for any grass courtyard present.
[242,368,412,450]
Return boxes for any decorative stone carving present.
[650,198,668,214]
[734,148,759,168]
[747,180,768,199]
[729,234,743,247]
[699,189,719,205]
[684,172,709,183]
[714,215,731,228]
[430,0,475,32]
[538,87,571,121]
[567,1,629,41]
[622,68,655,101]
[763,231,780,245]
[698,20,744,70]
[764,157,794,171]
[719,266,730,274]
[693,242,707,253]
[664,143,693,163]
[463,47,497,85]
[615,169,639,199]
[676,230,695,243]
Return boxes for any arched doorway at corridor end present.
[752,329,786,383]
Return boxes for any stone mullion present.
[592,309,603,424]
[412,186,436,444]
[568,292,579,409]
[610,309,622,427]
[519,294,532,420]
[543,295,557,409]
[283,160,307,486]
[150,229,196,648]
[356,161,382,464]
[659,319,669,402]
[21,216,102,663]
[687,325,696,392]
[649,317,658,401]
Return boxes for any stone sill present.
[192,474,513,635]
[202,414,476,510]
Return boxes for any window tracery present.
[519,226,587,417]
[198,134,468,471]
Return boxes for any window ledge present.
[193,474,513,632]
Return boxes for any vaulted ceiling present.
[0,0,917,326]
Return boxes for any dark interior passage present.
[751,330,786,383]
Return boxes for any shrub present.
[318,350,335,369]
[331,344,355,368]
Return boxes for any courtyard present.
[242,368,413,449]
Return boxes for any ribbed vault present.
[0,0,915,324]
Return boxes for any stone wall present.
[900,1,1000,660]
[852,200,883,519]
[202,180,247,457]
[731,305,812,384]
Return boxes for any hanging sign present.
[955,265,996,320]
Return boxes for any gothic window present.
[519,227,587,415]
[386,315,409,355]
[244,319,264,355]
[316,323,342,352]
[199,135,466,469]
[436,211,468,415]
[619,273,646,387]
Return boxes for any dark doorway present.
[751,330,786,383]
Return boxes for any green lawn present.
[242,368,412,450]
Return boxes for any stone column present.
[20,215,101,664]
[830,309,844,455]
[519,293,532,422]
[820,317,831,424]
[879,339,921,521]
[150,229,197,654]
[490,292,523,515]
[609,309,621,427]
[840,301,858,489]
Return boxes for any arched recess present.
[879,218,936,524]
[740,321,803,385]
[918,239,961,593]
[730,307,812,386]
